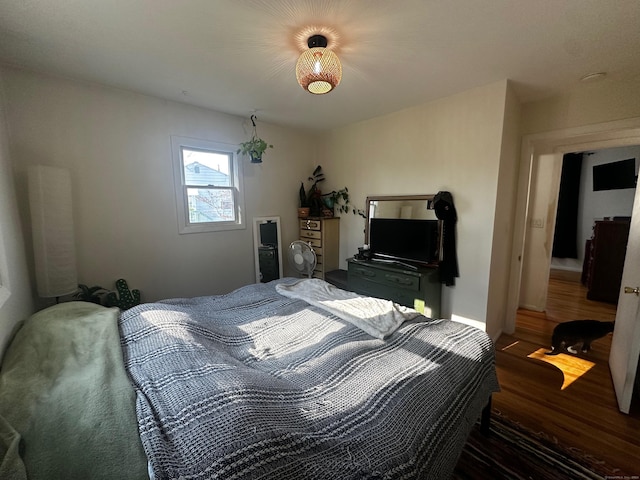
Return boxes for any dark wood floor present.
[492,269,640,475]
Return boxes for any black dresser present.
[347,258,441,319]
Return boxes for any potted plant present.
[237,114,273,163]
[237,137,273,164]
[298,182,310,218]
[301,166,325,216]
[74,284,110,305]
[323,187,366,217]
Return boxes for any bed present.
[0,278,499,480]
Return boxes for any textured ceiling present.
[1,0,639,131]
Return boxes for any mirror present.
[253,216,283,283]
[362,195,442,267]
[365,195,437,243]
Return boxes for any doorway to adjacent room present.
[506,117,640,414]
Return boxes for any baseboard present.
[550,265,582,273]
[519,303,544,312]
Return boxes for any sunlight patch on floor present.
[527,348,595,390]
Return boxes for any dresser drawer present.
[347,258,441,318]
[348,279,419,309]
[300,219,321,231]
[297,217,339,281]
[302,237,322,248]
[300,229,322,240]
[349,265,420,292]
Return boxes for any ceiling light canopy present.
[296,34,342,95]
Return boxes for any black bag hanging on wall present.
[433,191,459,286]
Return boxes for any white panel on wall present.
[28,165,78,298]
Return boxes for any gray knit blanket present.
[119,279,499,480]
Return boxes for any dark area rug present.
[452,410,620,480]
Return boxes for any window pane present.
[187,187,235,223]
[171,135,245,234]
[182,148,231,187]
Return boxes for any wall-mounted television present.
[593,158,637,191]
[368,218,440,267]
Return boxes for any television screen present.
[593,158,637,191]
[369,218,439,266]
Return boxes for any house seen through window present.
[183,149,233,223]
[171,136,245,233]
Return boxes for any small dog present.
[545,320,614,355]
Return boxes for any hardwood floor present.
[493,269,640,475]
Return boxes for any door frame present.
[505,116,640,333]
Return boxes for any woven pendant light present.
[296,34,342,95]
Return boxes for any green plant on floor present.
[74,284,110,304]
[105,279,141,310]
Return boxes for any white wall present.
[318,80,516,335]
[0,69,34,358]
[2,66,317,304]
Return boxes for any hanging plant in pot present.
[237,115,273,163]
[237,137,273,163]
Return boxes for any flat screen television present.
[368,218,440,267]
[593,158,637,191]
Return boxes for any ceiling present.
[1,0,639,132]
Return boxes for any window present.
[171,136,245,234]
[0,222,9,308]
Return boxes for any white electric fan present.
[288,240,317,278]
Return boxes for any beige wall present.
[522,76,640,136]
[1,66,317,305]
[0,69,34,357]
[318,80,516,333]
[518,76,640,311]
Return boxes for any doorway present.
[506,117,640,413]
[547,145,638,328]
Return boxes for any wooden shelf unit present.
[298,217,340,280]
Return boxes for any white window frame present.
[171,136,245,234]
[0,221,9,308]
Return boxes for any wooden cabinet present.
[299,217,340,280]
[347,258,441,318]
[582,220,630,304]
